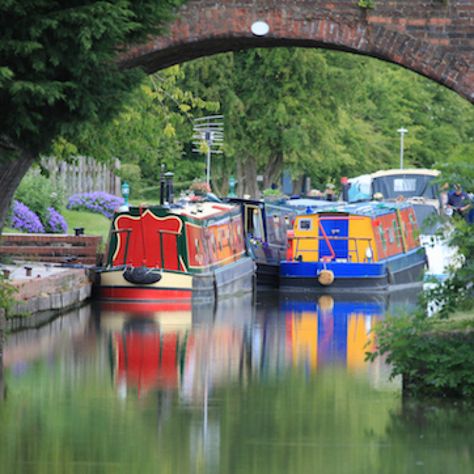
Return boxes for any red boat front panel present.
[112,210,182,270]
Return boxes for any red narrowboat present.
[95,199,255,303]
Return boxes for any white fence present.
[40,156,121,197]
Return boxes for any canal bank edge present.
[0,267,91,332]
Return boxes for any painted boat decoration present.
[227,198,295,287]
[279,201,426,292]
[95,195,255,302]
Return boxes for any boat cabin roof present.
[369,168,440,179]
[348,168,440,203]
[132,200,239,220]
[297,201,414,219]
[285,198,340,211]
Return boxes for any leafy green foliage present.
[0,0,188,231]
[35,43,473,201]
[368,155,474,398]
[423,156,474,318]
[0,274,18,315]
[367,313,474,398]
[14,171,64,220]
[178,49,474,195]
[358,0,375,9]
[0,0,186,156]
[64,67,218,195]
[117,163,142,196]
[422,221,474,319]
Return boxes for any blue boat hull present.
[279,248,426,293]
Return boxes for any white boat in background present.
[419,231,460,281]
[347,168,458,281]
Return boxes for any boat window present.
[373,174,438,200]
[299,219,313,231]
[394,178,417,193]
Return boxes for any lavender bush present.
[15,172,65,221]
[45,207,68,233]
[10,200,45,233]
[67,192,124,218]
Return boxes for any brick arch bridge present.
[120,0,474,103]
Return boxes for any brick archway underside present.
[120,1,474,103]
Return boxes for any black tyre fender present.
[123,266,162,284]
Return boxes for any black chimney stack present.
[159,164,166,205]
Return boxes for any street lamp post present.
[205,130,213,187]
[397,127,408,169]
[121,181,130,206]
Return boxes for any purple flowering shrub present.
[67,192,123,218]
[45,207,68,233]
[10,200,45,233]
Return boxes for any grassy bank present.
[4,210,111,248]
[62,209,111,243]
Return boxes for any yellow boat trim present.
[100,269,192,290]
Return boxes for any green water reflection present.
[0,292,473,473]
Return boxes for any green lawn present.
[62,209,112,243]
[4,209,111,244]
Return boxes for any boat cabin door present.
[244,205,265,241]
[319,214,349,261]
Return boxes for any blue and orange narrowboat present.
[279,201,426,292]
[95,197,255,303]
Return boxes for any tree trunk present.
[0,147,36,233]
[236,159,244,197]
[292,175,304,195]
[263,153,284,190]
[243,157,258,198]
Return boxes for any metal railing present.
[293,235,375,263]
[110,228,132,267]
[157,229,182,270]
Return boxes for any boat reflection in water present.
[99,295,254,400]
[99,288,420,400]
[255,289,420,386]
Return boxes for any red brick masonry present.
[120,0,474,103]
[0,233,101,265]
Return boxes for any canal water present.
[1,290,473,473]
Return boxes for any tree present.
[66,66,219,198]
[0,0,186,229]
[181,48,342,196]
[180,48,474,197]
